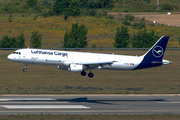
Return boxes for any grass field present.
[0,15,180,48]
[0,15,119,48]
[1,114,180,120]
[1,49,180,94]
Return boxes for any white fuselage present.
[6,36,171,78]
[7,49,143,71]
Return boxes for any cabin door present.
[23,51,26,58]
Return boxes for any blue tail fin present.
[134,36,169,70]
[143,36,169,60]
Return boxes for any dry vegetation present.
[1,50,180,94]
[0,15,119,48]
[0,14,180,48]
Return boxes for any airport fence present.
[0,48,180,50]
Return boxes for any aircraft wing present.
[63,60,117,69]
[82,61,116,65]
[80,60,117,69]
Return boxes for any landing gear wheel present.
[23,69,27,72]
[88,73,94,78]
[23,63,28,72]
[81,71,86,76]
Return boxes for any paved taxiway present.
[0,94,180,115]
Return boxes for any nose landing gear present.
[23,64,27,72]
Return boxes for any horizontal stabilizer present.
[162,59,172,65]
[151,61,163,64]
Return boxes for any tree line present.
[63,23,159,48]
[3,0,178,15]
[113,26,159,48]
[0,31,42,48]
[25,0,114,19]
[0,24,159,48]
[22,0,179,14]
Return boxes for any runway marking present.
[0,110,180,113]
[0,105,90,109]
[0,98,56,101]
[0,102,69,104]
[157,102,180,103]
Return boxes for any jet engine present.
[68,64,83,72]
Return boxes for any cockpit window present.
[13,52,21,55]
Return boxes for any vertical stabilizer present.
[134,36,169,70]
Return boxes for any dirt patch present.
[109,12,180,27]
[135,14,180,27]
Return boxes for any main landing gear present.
[81,71,86,76]
[81,70,94,78]
[88,72,94,78]
[23,64,27,72]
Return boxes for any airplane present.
[7,36,171,78]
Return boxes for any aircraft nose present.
[7,54,13,60]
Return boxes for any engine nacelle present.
[68,64,83,73]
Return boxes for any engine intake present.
[68,64,83,72]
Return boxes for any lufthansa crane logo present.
[152,46,163,58]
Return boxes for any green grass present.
[1,50,180,94]
[1,114,180,120]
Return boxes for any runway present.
[0,94,180,115]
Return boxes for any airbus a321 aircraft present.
[7,36,171,78]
